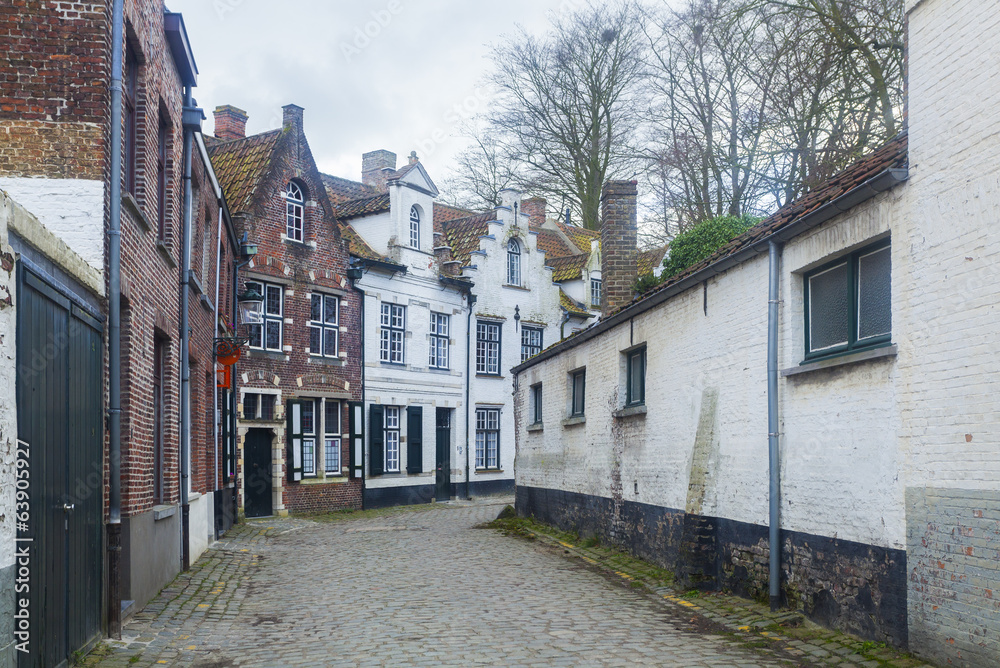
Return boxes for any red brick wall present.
[600,180,639,316]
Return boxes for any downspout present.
[346,265,366,509]
[213,207,222,494]
[107,0,124,640]
[465,293,477,499]
[178,86,195,572]
[767,240,782,611]
[560,308,570,340]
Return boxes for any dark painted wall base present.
[364,483,435,509]
[516,485,907,647]
[469,478,514,498]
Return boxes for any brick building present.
[207,105,363,517]
[0,1,239,663]
[513,1,1000,664]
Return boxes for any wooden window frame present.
[521,325,542,363]
[383,406,401,473]
[309,293,339,358]
[476,321,501,375]
[571,369,586,417]
[429,312,450,370]
[475,407,500,470]
[246,280,283,352]
[379,303,405,364]
[531,383,543,425]
[409,205,420,248]
[626,347,646,407]
[286,181,304,242]
[507,238,522,286]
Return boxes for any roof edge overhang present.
[513,166,909,374]
[352,257,407,275]
[164,13,198,87]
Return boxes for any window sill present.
[199,294,214,312]
[475,468,504,474]
[247,349,287,361]
[152,505,176,522]
[122,192,154,233]
[613,405,647,419]
[282,236,310,248]
[297,476,350,486]
[476,374,505,379]
[380,361,406,367]
[782,344,897,378]
[527,423,544,432]
[502,284,530,292]
[155,239,178,268]
[562,416,586,427]
[308,355,344,367]
[240,417,281,424]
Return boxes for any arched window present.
[409,205,420,248]
[286,181,304,242]
[507,237,521,286]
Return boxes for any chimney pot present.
[408,150,419,165]
[362,150,397,191]
[599,180,639,316]
[213,105,248,141]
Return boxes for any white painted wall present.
[0,192,19,661]
[0,178,104,272]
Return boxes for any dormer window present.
[286,181,304,242]
[507,238,521,286]
[409,205,420,248]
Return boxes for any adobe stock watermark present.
[213,0,246,21]
[14,438,31,655]
[341,1,404,64]
[411,87,491,159]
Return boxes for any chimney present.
[522,197,547,228]
[407,150,419,166]
[600,180,638,316]
[213,105,248,141]
[282,104,304,133]
[362,149,397,191]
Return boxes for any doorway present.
[244,428,273,517]
[435,408,452,501]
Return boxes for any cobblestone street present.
[90,499,803,667]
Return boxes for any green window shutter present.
[406,406,423,474]
[349,401,364,479]
[287,399,304,483]
[369,404,384,477]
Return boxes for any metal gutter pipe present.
[465,293,477,499]
[213,207,222,493]
[179,87,196,572]
[767,240,781,611]
[107,0,124,639]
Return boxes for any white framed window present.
[429,312,450,369]
[384,406,400,473]
[286,181,304,242]
[507,238,521,286]
[591,278,602,309]
[310,293,339,358]
[409,205,420,248]
[571,369,586,417]
[246,281,283,352]
[380,303,406,364]
[521,326,542,363]
[325,400,341,475]
[302,399,316,476]
[475,407,500,469]
[476,321,501,375]
[242,392,276,420]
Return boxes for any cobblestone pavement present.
[88,498,804,667]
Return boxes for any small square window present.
[571,370,586,417]
[626,348,646,407]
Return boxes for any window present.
[626,348,646,406]
[804,239,891,360]
[571,370,586,417]
[302,400,316,477]
[325,400,341,475]
[153,337,165,503]
[531,384,543,425]
[476,321,501,375]
[286,181,304,242]
[475,408,500,469]
[384,407,400,473]
[243,393,276,420]
[591,278,602,309]
[156,114,168,239]
[429,312,450,369]
[409,205,420,248]
[310,293,339,358]
[507,238,521,286]
[380,303,405,364]
[521,326,542,363]
[123,42,138,194]
[246,281,283,352]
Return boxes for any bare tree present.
[485,1,646,230]
[439,126,522,211]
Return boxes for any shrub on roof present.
[662,215,758,278]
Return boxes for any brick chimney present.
[522,197,547,228]
[213,105,247,141]
[600,180,638,316]
[362,150,397,191]
[282,104,304,133]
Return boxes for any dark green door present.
[244,429,273,518]
[16,264,103,668]
[435,409,451,501]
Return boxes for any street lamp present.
[237,285,264,326]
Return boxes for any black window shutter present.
[286,399,304,483]
[406,406,423,474]
[348,401,364,479]
[369,404,384,477]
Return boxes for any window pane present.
[310,325,321,354]
[438,339,448,368]
[808,263,850,352]
[303,439,315,475]
[487,432,498,468]
[266,285,282,315]
[325,296,338,324]
[302,400,315,435]
[325,401,340,434]
[244,393,258,419]
[311,295,322,322]
[324,327,338,357]
[858,247,891,340]
[573,373,585,415]
[325,438,340,474]
[475,432,485,468]
[380,329,390,361]
[260,395,275,421]
[249,323,263,349]
[265,320,281,350]
[381,304,391,326]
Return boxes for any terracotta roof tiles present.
[546,254,589,282]
[322,173,378,204]
[439,211,497,265]
[332,193,391,220]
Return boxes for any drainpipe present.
[213,207,223,494]
[178,87,198,572]
[465,293,477,499]
[107,0,124,640]
[346,265,366,509]
[767,240,782,611]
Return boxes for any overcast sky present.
[168,0,574,185]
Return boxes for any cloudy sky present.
[168,0,574,185]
